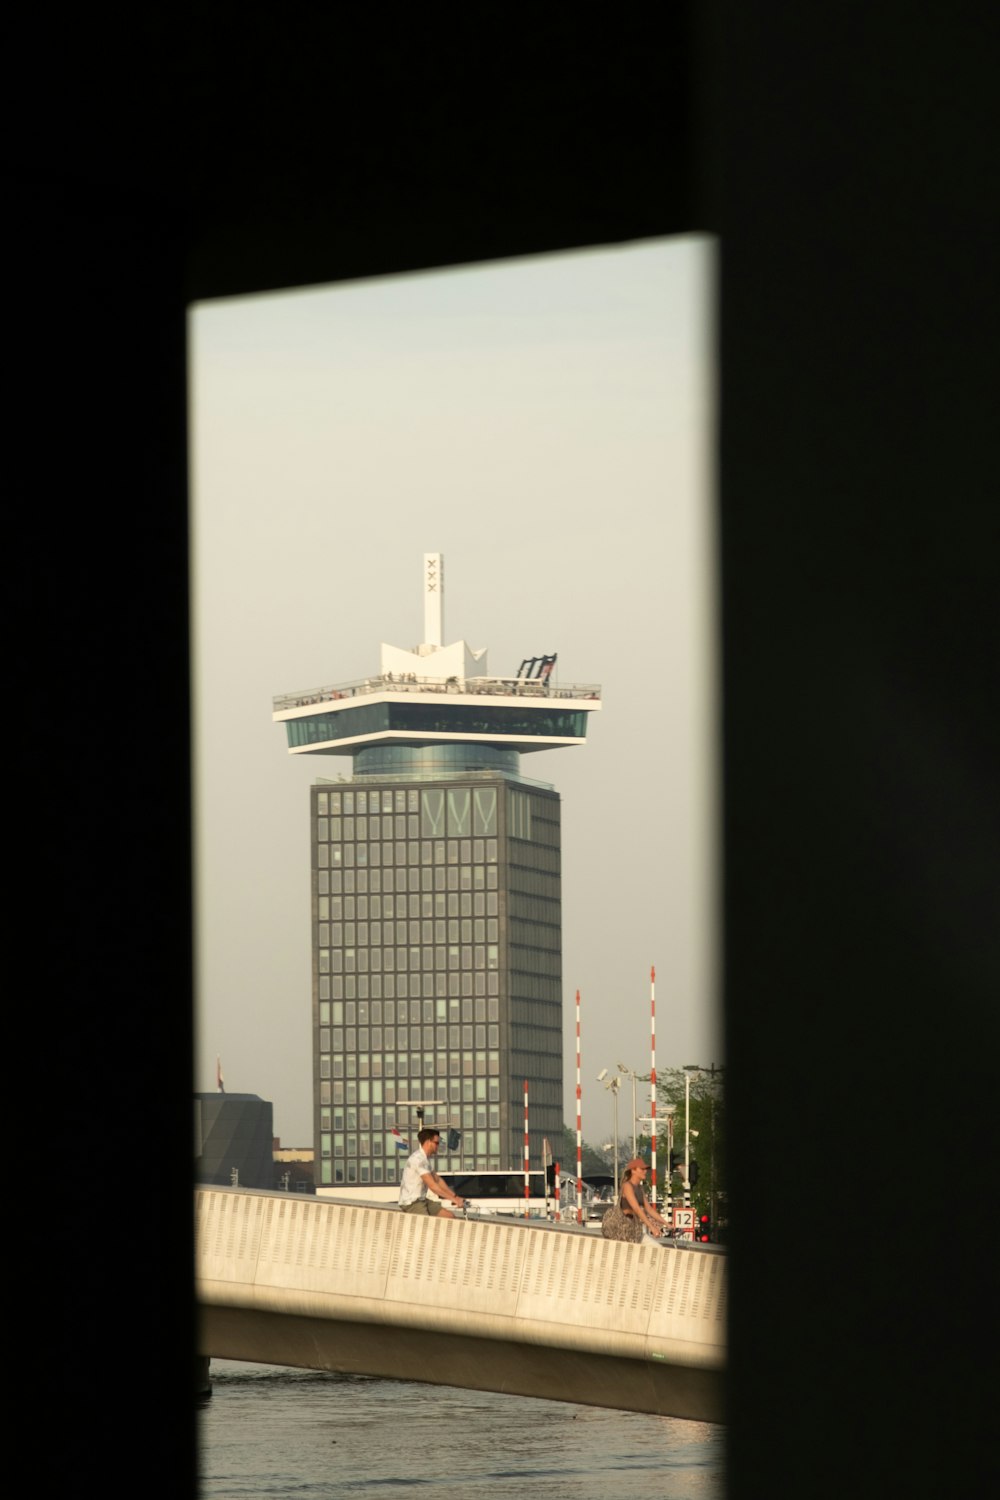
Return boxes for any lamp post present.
[683,1065,701,1208]
[396,1097,446,1130]
[638,1100,674,1215]
[597,1069,622,1196]
[396,1097,449,1169]
[664,1103,676,1216]
[709,1067,717,1231]
[616,1062,642,1158]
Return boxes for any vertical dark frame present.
[17,9,992,1496]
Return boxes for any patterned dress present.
[600,1178,646,1242]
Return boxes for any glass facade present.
[286,702,588,750]
[354,743,520,777]
[312,776,562,1188]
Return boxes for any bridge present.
[196,1186,726,1422]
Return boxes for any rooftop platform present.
[273,673,601,713]
[273,674,601,758]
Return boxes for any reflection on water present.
[198,1362,725,1498]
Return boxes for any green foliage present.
[554,1122,614,1176]
[635,1066,727,1230]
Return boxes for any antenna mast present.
[423,552,443,647]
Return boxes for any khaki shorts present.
[401,1199,443,1216]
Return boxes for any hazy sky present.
[190,235,721,1151]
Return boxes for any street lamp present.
[617,1062,643,1158]
[683,1065,701,1206]
[637,1101,673,1213]
[680,1062,719,1224]
[396,1097,447,1129]
[597,1069,622,1196]
[663,1103,676,1213]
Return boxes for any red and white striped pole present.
[523,1079,530,1216]
[575,989,583,1224]
[650,964,658,1206]
[554,1161,560,1220]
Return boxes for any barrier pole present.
[523,1079,530,1216]
[543,1136,551,1218]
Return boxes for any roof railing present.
[273,674,602,713]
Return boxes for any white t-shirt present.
[399,1147,432,1206]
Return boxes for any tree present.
[636,1066,727,1229]
[553,1123,614,1176]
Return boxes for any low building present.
[194,1092,274,1188]
[273,1139,316,1194]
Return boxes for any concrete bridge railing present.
[196,1186,726,1422]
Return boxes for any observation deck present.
[272,671,602,758]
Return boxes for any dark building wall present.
[26,15,994,1497]
[272,1158,316,1194]
[194,1094,275,1189]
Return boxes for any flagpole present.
[523,1079,530,1217]
[649,966,657,1206]
[575,989,583,1225]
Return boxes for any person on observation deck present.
[398,1128,467,1218]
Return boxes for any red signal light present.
[698,1212,711,1243]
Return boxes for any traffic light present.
[697,1212,711,1242]
[688,1159,700,1187]
[670,1151,682,1176]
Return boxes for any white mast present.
[379,552,486,676]
[423,552,443,648]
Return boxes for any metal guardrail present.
[314,768,558,791]
[273,675,602,713]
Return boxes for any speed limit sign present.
[672,1207,696,1240]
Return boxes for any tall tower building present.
[272,555,600,1192]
